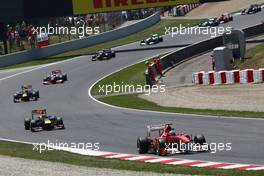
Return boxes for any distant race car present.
[198,18,219,27]
[24,109,65,132]
[13,85,39,103]
[137,124,210,156]
[43,70,67,85]
[140,34,163,46]
[92,49,116,61]
[217,13,233,23]
[241,4,262,15]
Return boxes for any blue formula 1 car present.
[13,85,39,103]
[24,109,65,132]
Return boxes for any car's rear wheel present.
[137,137,148,154]
[13,97,18,103]
[64,75,68,81]
[36,91,40,98]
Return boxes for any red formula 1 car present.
[43,70,67,85]
[217,13,233,24]
[137,124,209,156]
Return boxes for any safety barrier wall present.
[0,12,161,68]
[192,69,264,85]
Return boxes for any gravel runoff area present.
[140,36,264,112]
[0,155,195,176]
[186,0,264,17]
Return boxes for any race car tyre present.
[156,138,166,156]
[56,117,63,124]
[57,117,65,129]
[159,37,163,42]
[24,118,30,130]
[137,137,148,154]
[13,97,18,103]
[36,91,40,98]
[64,75,68,81]
[194,135,206,145]
[30,120,36,132]
[33,96,38,101]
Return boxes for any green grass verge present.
[0,19,204,71]
[93,41,264,118]
[0,141,263,176]
[91,59,148,95]
[236,43,264,69]
[98,94,264,118]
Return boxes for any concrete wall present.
[0,12,160,68]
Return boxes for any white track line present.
[191,162,220,167]
[0,56,83,81]
[247,166,264,171]
[167,160,194,165]
[88,72,264,121]
[219,164,250,169]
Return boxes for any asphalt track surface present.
[0,11,264,165]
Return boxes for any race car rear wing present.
[51,70,62,75]
[147,123,172,131]
[32,109,47,116]
[22,85,32,90]
[147,123,173,137]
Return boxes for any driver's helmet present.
[169,130,176,136]
[163,124,172,134]
[165,124,172,131]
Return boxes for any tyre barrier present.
[192,69,264,85]
[169,3,200,16]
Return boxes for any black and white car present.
[92,49,116,61]
[242,4,262,15]
[140,34,163,46]
[43,70,68,85]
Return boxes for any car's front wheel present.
[156,139,166,156]
[30,120,36,132]
[194,135,206,145]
